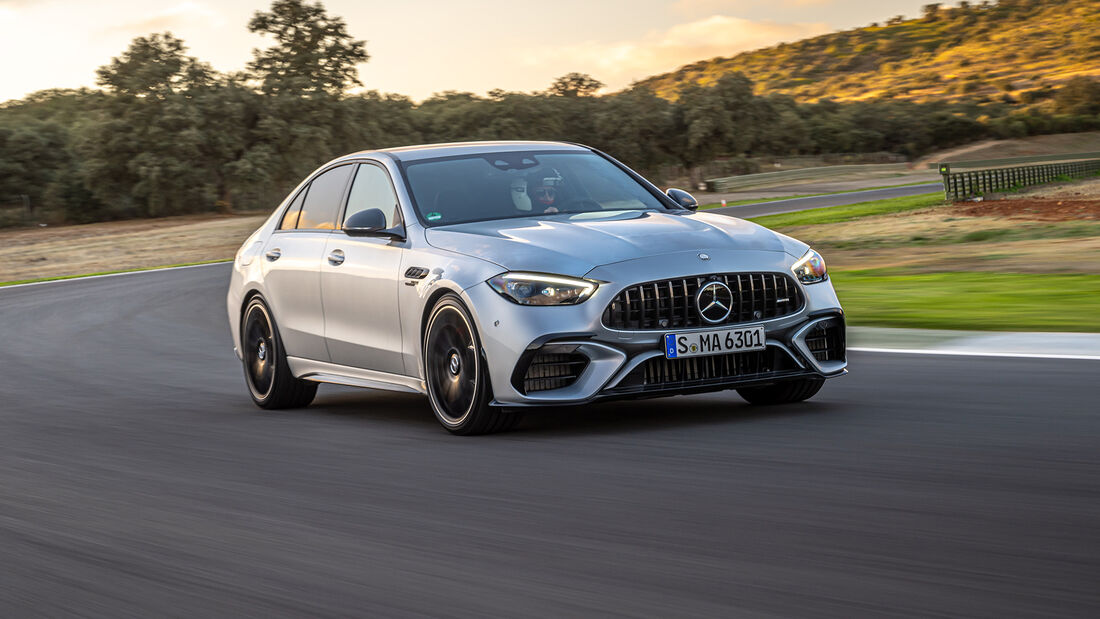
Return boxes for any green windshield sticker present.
[426,212,442,221]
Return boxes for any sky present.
[0,0,936,103]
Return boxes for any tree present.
[79,33,220,218]
[593,87,675,172]
[247,0,369,97]
[0,120,69,211]
[676,73,758,165]
[548,73,604,98]
[922,3,942,21]
[1053,77,1100,116]
[95,33,214,99]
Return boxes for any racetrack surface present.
[711,182,942,218]
[1,264,1098,617]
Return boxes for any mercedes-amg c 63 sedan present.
[227,141,846,434]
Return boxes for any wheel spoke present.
[244,307,276,397]
[441,376,459,405]
[426,306,480,423]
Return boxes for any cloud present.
[99,2,225,35]
[521,15,830,91]
[673,0,833,14]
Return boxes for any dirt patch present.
[1008,177,1100,200]
[914,132,1100,168]
[954,198,1100,221]
[0,212,269,282]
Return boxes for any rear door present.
[262,164,355,361]
[321,162,407,375]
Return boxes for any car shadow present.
[304,385,839,437]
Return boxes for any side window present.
[298,165,354,230]
[278,188,307,230]
[344,163,401,229]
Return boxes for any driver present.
[527,168,565,214]
[510,178,532,211]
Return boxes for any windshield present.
[401,151,670,227]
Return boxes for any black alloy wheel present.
[241,297,317,409]
[424,294,521,435]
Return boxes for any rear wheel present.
[737,377,824,405]
[424,294,521,435]
[241,296,317,409]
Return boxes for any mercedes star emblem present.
[696,281,733,323]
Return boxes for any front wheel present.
[423,294,521,435]
[241,296,317,409]
[737,377,824,405]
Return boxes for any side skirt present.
[286,356,427,395]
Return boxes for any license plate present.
[664,325,766,359]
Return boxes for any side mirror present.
[343,208,388,236]
[666,188,699,211]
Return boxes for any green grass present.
[697,180,938,211]
[833,271,1100,331]
[747,192,945,228]
[0,260,230,288]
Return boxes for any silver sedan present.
[227,141,846,434]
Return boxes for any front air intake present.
[804,318,846,363]
[520,351,588,393]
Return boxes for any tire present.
[423,294,522,435]
[241,296,317,409]
[737,377,824,405]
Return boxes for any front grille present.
[522,351,588,393]
[611,346,803,394]
[804,318,845,363]
[602,273,803,330]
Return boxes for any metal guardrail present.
[928,151,1100,170]
[938,159,1100,201]
[705,163,910,193]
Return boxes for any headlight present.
[488,272,598,305]
[792,249,827,284]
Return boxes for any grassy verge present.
[747,192,945,228]
[698,180,938,210]
[0,260,230,288]
[833,270,1100,332]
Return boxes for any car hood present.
[423,209,791,277]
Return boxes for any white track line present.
[0,261,231,291]
[849,346,1100,361]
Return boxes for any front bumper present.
[466,249,847,407]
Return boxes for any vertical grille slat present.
[636,348,780,389]
[604,272,803,330]
[804,318,846,363]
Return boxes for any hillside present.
[636,0,1099,103]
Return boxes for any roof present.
[337,140,589,163]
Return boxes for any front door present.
[321,162,407,375]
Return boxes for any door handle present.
[328,249,345,266]
[265,248,282,261]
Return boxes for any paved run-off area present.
[1,263,1098,617]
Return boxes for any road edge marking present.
[849,346,1100,361]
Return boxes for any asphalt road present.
[710,182,942,218]
[1,264,1098,617]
